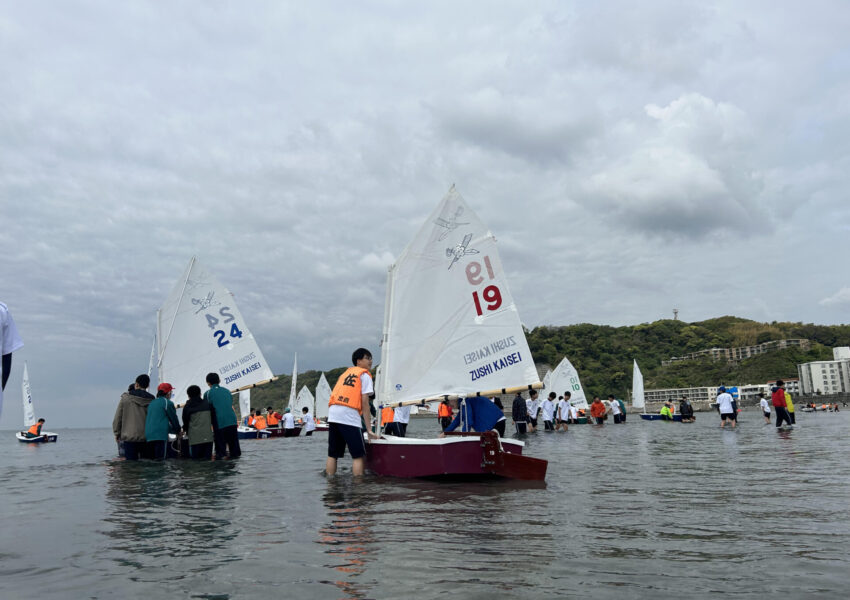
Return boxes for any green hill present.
[239,317,850,411]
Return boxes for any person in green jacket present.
[204,372,241,459]
[182,385,214,460]
[660,401,674,421]
[145,382,181,460]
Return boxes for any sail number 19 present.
[466,256,502,316]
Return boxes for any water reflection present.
[103,460,237,576]
[318,479,375,599]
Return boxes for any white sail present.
[156,257,276,404]
[315,372,331,420]
[294,385,314,417]
[288,353,297,410]
[379,186,539,405]
[541,369,552,394]
[548,357,588,410]
[632,360,645,410]
[21,362,35,427]
[239,389,251,421]
[147,333,156,379]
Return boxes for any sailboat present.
[634,359,680,421]
[15,363,58,443]
[366,186,548,480]
[547,357,590,424]
[236,389,273,439]
[314,372,331,431]
[156,257,278,446]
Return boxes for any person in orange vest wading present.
[381,405,396,436]
[325,348,376,476]
[438,400,453,431]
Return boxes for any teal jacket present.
[145,396,181,441]
[204,385,237,429]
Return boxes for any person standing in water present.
[182,385,214,460]
[540,392,556,431]
[113,374,156,460]
[145,383,181,460]
[716,386,736,429]
[526,390,540,433]
[205,372,241,459]
[759,392,771,424]
[590,396,606,425]
[772,380,792,428]
[512,392,528,435]
[301,406,316,436]
[326,348,374,476]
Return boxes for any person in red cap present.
[145,382,181,459]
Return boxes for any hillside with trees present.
[241,317,850,411]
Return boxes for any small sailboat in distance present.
[15,363,58,443]
[635,359,681,421]
[366,186,547,480]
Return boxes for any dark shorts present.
[328,422,366,459]
[515,422,527,435]
[720,412,736,421]
[529,417,538,427]
[763,411,771,418]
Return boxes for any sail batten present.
[156,258,275,404]
[379,187,539,406]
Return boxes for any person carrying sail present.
[325,348,374,476]
[439,395,507,438]
[25,418,46,439]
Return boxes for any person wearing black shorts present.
[325,348,375,476]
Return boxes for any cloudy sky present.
[2,1,848,428]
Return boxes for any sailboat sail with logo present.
[366,186,547,480]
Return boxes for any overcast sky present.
[2,1,848,428]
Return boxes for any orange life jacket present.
[28,423,41,436]
[267,413,280,426]
[438,403,452,418]
[329,367,370,413]
[590,402,606,418]
[381,406,394,424]
[254,415,267,430]
[248,416,256,426]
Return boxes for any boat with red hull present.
[366,431,547,480]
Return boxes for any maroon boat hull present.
[365,431,547,480]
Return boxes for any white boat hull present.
[16,431,58,443]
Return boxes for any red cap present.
[158,383,174,394]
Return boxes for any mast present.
[288,353,297,410]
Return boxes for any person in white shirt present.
[301,407,316,436]
[282,407,298,437]
[326,348,374,476]
[540,392,556,431]
[758,392,771,424]
[525,390,540,432]
[393,405,411,437]
[716,386,736,429]
[556,392,571,431]
[1,302,24,418]
[608,394,623,424]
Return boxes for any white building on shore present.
[797,348,850,396]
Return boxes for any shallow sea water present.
[2,410,849,599]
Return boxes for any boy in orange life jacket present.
[325,348,374,476]
[26,418,45,438]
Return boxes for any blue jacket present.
[444,397,505,433]
[144,396,181,441]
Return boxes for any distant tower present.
[673,309,679,321]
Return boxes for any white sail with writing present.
[548,357,588,410]
[288,353,297,410]
[22,362,35,427]
[156,257,275,404]
[632,360,645,410]
[239,390,251,421]
[315,372,331,420]
[294,385,314,417]
[379,186,539,405]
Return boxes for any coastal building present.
[662,339,811,366]
[766,378,800,395]
[797,358,850,396]
[643,386,728,405]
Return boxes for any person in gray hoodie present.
[112,374,155,460]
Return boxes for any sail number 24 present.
[466,256,502,316]
[205,306,243,347]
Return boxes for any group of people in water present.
[243,405,317,436]
[112,372,241,460]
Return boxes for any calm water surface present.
[2,410,849,599]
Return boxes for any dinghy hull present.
[16,431,58,443]
[640,414,682,422]
[237,425,302,439]
[366,431,547,480]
